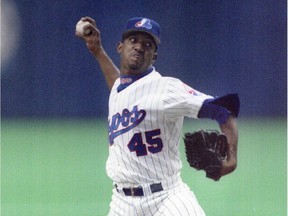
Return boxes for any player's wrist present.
[92,46,106,59]
[221,157,237,176]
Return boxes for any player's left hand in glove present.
[183,130,228,181]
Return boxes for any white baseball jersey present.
[106,68,212,187]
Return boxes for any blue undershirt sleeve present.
[198,98,231,124]
[197,93,240,125]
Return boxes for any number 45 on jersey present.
[128,129,163,156]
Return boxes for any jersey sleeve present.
[162,78,213,118]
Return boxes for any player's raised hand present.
[75,16,120,90]
[75,16,103,57]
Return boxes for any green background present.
[1,118,287,216]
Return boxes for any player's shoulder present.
[110,78,121,92]
[162,76,182,83]
[150,70,181,84]
[148,71,193,94]
[159,75,207,97]
[160,75,185,88]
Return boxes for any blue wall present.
[1,0,286,118]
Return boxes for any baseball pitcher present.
[76,16,240,216]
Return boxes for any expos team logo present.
[183,83,202,96]
[108,105,146,144]
[135,18,152,29]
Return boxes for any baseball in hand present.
[75,20,92,36]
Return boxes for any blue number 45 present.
[127,129,163,156]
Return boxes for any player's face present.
[117,32,157,75]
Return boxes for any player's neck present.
[120,69,143,76]
[120,65,153,76]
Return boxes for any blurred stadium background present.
[1,0,286,215]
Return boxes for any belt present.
[115,183,163,197]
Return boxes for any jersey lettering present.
[108,105,146,144]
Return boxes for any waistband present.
[114,174,181,197]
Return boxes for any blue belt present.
[115,183,163,196]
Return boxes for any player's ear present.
[117,42,123,53]
[152,53,158,61]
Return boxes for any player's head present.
[121,17,161,51]
[117,17,161,74]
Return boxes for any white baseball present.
[75,20,92,36]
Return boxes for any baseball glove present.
[183,130,228,181]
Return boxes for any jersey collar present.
[117,67,154,92]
